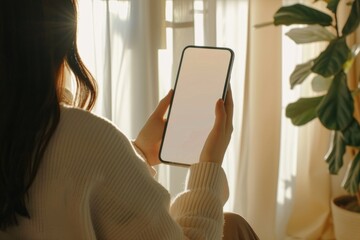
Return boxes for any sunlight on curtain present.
[215,0,249,212]
[276,25,301,238]
[277,1,336,239]
[77,0,161,141]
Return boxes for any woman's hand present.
[134,90,173,166]
[200,87,234,164]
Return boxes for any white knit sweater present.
[1,106,229,240]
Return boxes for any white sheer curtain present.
[239,1,282,238]
[278,36,334,240]
[75,0,349,239]
[77,0,165,139]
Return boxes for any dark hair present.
[0,0,97,229]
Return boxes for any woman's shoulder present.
[60,105,114,127]
[46,105,139,175]
[59,105,123,137]
[55,105,131,156]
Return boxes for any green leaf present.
[342,0,360,35]
[343,151,360,194]
[312,38,351,77]
[290,60,313,89]
[317,71,354,130]
[311,75,333,92]
[285,25,336,44]
[342,119,360,147]
[285,96,324,126]
[327,0,340,13]
[325,131,345,174]
[274,4,333,26]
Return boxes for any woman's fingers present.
[214,99,226,133]
[225,86,234,134]
[199,86,234,164]
[154,90,173,119]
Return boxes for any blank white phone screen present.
[160,46,234,166]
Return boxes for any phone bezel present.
[159,45,234,166]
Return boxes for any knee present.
[224,212,248,225]
[223,212,259,240]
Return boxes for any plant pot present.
[331,195,360,240]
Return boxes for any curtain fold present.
[156,0,195,196]
[285,121,333,239]
[214,0,248,214]
[171,0,195,85]
[280,18,334,240]
[237,1,282,239]
[203,0,217,46]
[77,0,165,139]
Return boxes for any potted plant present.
[257,0,359,239]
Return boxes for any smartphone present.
[159,45,234,166]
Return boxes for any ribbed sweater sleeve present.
[170,163,229,239]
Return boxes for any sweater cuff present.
[186,162,229,204]
[131,141,157,177]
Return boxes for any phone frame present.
[159,45,234,166]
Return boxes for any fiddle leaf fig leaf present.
[290,60,313,89]
[327,0,340,13]
[317,71,354,130]
[325,131,345,174]
[342,151,360,194]
[342,0,360,36]
[311,75,333,92]
[285,96,324,126]
[312,38,351,77]
[274,4,333,26]
[342,120,360,147]
[285,25,336,44]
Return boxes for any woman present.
[0,0,258,239]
